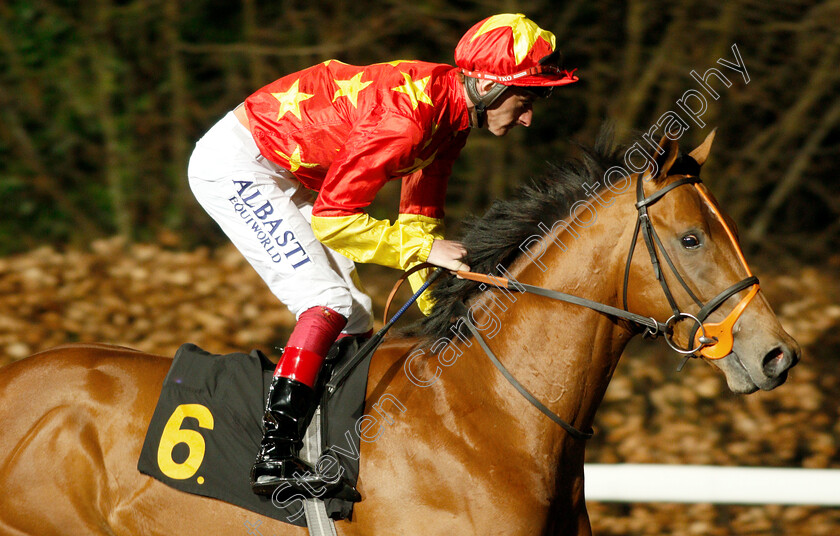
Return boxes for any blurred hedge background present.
[1,1,839,534]
[1,0,839,261]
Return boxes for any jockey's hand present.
[427,239,470,274]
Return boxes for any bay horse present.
[0,132,799,535]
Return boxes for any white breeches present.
[187,110,373,334]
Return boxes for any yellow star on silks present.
[391,72,433,110]
[376,60,417,67]
[271,80,313,121]
[422,122,440,149]
[471,13,556,65]
[332,72,373,108]
[275,146,318,173]
[397,150,438,174]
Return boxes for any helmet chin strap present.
[464,77,509,128]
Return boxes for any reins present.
[378,266,596,440]
[453,301,594,440]
[449,271,669,335]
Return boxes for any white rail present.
[584,464,840,506]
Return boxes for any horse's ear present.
[648,135,679,183]
[689,128,717,166]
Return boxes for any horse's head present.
[624,131,800,393]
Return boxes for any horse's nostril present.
[762,346,790,378]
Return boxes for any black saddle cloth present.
[137,340,372,526]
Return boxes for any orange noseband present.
[690,184,760,359]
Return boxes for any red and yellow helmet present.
[455,13,578,88]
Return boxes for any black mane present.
[412,128,631,341]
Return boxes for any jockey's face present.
[484,87,535,136]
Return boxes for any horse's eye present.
[681,233,701,249]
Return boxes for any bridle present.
[623,154,759,364]
[446,154,760,439]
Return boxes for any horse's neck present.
[444,186,638,483]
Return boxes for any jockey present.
[187,13,578,498]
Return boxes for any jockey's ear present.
[647,135,679,183]
[475,78,497,97]
[689,128,717,166]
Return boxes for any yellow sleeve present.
[407,264,438,316]
[311,212,444,315]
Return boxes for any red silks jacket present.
[243,60,471,313]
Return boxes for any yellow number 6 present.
[157,404,215,480]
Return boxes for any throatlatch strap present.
[453,301,593,441]
[623,216,642,312]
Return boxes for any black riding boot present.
[250,375,316,494]
[250,376,359,501]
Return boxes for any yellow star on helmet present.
[332,72,373,108]
[275,146,318,173]
[397,150,438,174]
[392,72,433,110]
[271,80,313,121]
[471,13,556,65]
